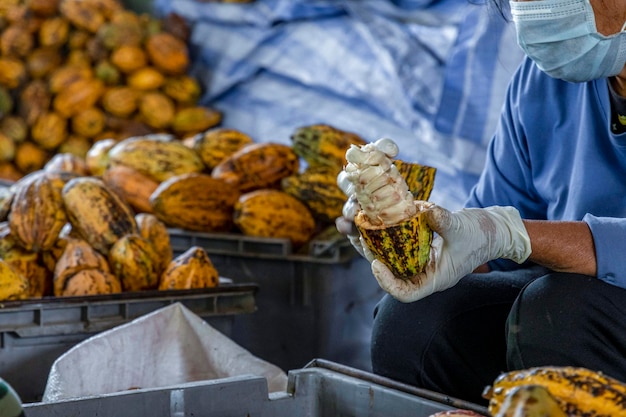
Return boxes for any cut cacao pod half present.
[355,201,432,280]
[393,160,437,201]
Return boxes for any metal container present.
[168,228,384,373]
[24,359,488,417]
[0,284,258,403]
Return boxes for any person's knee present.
[506,273,596,369]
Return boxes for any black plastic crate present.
[0,284,258,403]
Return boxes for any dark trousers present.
[370,265,626,405]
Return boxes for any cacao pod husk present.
[149,172,238,232]
[108,233,159,291]
[212,142,299,193]
[158,246,218,291]
[8,170,69,252]
[62,176,138,255]
[233,189,316,247]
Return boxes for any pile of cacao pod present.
[0,0,221,181]
[87,124,372,250]
[0,123,367,301]
[0,163,221,301]
[88,123,433,250]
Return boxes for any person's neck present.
[610,75,626,98]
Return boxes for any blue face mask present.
[509,0,626,82]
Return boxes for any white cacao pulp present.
[339,138,415,226]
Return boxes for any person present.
[336,0,626,405]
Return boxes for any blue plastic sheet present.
[152,0,524,210]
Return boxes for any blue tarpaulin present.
[152,0,524,210]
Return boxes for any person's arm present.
[524,220,596,277]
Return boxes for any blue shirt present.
[466,56,626,288]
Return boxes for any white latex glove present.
[364,204,532,303]
[335,171,375,261]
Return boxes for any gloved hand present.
[335,171,375,262]
[364,204,532,302]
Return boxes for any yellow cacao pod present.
[62,176,138,255]
[26,46,63,79]
[290,124,368,171]
[71,107,106,138]
[0,57,27,88]
[108,135,205,182]
[44,152,90,175]
[159,246,218,291]
[85,138,117,176]
[393,160,437,201]
[38,16,70,48]
[53,78,105,118]
[0,132,16,162]
[0,163,23,182]
[191,128,254,170]
[59,268,122,297]
[27,0,61,16]
[48,64,93,94]
[31,111,67,150]
[108,233,160,292]
[149,172,238,232]
[59,0,107,33]
[110,44,147,73]
[2,246,51,298]
[162,75,202,104]
[0,258,30,301]
[281,166,347,224]
[59,134,95,159]
[8,170,69,252]
[485,366,626,417]
[135,212,172,276]
[1,24,34,57]
[1,115,28,143]
[96,13,143,49]
[126,66,165,90]
[53,237,111,296]
[14,142,49,174]
[171,106,222,135]
[145,32,189,75]
[138,92,175,129]
[355,202,433,279]
[18,80,51,125]
[233,189,316,247]
[212,142,299,193]
[101,86,139,118]
[102,164,159,214]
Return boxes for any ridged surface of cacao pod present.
[291,124,368,171]
[62,176,138,255]
[8,170,69,252]
[355,202,433,279]
[233,189,316,247]
[135,212,172,276]
[158,246,218,291]
[108,136,205,182]
[59,268,122,296]
[53,237,110,295]
[212,142,299,193]
[149,172,238,232]
[191,127,253,170]
[108,233,159,291]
